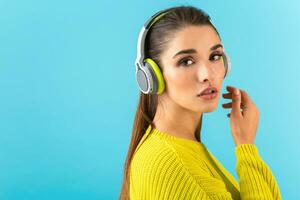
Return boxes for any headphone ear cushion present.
[144,58,165,94]
[136,66,151,93]
[221,55,225,65]
[222,51,231,78]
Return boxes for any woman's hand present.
[222,86,260,146]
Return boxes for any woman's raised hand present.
[222,86,260,146]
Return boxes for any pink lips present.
[198,86,218,96]
[197,86,218,100]
[198,92,218,100]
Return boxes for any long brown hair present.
[119,5,221,200]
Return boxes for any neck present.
[153,98,202,142]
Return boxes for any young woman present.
[119,5,282,200]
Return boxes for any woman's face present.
[159,25,226,113]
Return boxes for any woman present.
[120,5,282,200]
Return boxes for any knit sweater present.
[129,124,282,200]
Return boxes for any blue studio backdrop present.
[0,0,299,199]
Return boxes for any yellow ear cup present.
[221,55,225,65]
[144,58,165,94]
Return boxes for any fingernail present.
[234,89,240,95]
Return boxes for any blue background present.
[0,0,299,199]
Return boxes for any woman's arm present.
[223,87,282,199]
[236,143,282,200]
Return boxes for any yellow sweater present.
[130,124,282,200]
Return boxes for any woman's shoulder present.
[131,125,208,170]
[130,133,210,180]
[131,132,179,170]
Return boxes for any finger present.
[226,86,236,93]
[240,89,253,109]
[227,86,252,110]
[222,102,232,108]
[222,102,245,109]
[231,88,243,118]
[222,92,232,99]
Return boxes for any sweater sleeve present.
[235,143,282,200]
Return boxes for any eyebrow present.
[172,43,223,59]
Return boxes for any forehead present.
[165,25,221,57]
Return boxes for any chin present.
[202,105,218,113]
[194,100,219,113]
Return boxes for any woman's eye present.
[210,53,223,61]
[178,58,194,67]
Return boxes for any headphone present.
[135,8,231,95]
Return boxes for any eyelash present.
[177,53,223,67]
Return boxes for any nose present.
[197,62,214,83]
